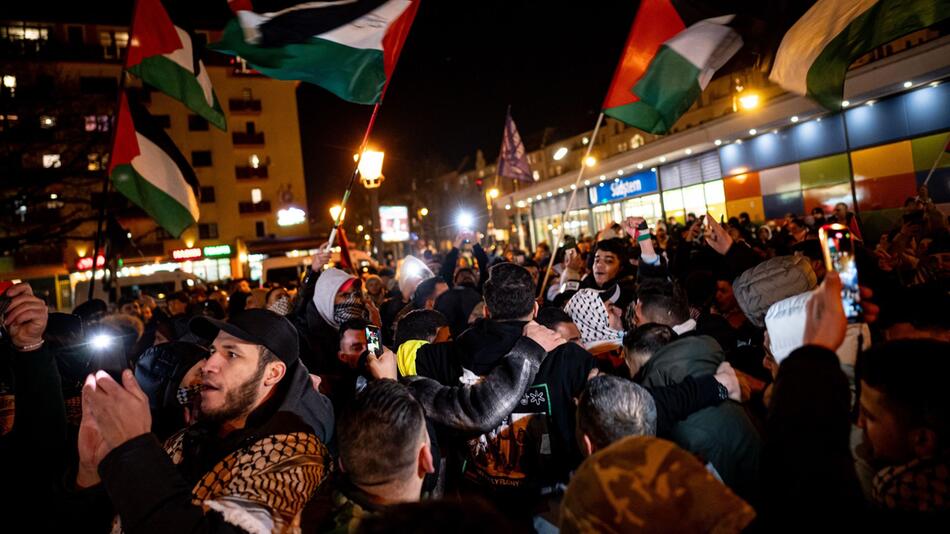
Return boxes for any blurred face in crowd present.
[554,320,582,345]
[525,266,540,289]
[715,281,738,313]
[200,331,285,427]
[592,250,621,286]
[121,300,142,319]
[364,276,384,296]
[655,226,667,242]
[857,382,913,463]
[787,221,807,242]
[454,269,478,288]
[834,203,848,221]
[335,281,362,305]
[757,227,771,243]
[338,327,367,369]
[168,298,188,316]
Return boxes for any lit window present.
[250,154,261,168]
[2,75,15,88]
[42,154,61,168]
[532,170,540,181]
[631,134,644,149]
[39,115,55,128]
[251,188,262,204]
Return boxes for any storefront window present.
[621,193,662,224]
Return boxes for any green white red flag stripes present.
[126,0,227,130]
[210,0,420,104]
[769,0,950,110]
[603,0,742,134]
[110,92,201,238]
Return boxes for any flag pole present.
[326,100,383,251]
[922,133,950,187]
[538,111,605,298]
[89,0,142,303]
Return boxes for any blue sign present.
[588,170,658,204]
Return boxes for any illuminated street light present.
[356,224,364,233]
[358,149,385,188]
[418,207,429,217]
[738,92,760,110]
[329,205,346,223]
[488,188,500,199]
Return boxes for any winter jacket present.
[639,335,762,503]
[70,359,332,533]
[415,319,595,500]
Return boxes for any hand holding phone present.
[365,325,381,357]
[819,224,862,322]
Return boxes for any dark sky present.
[13,1,805,228]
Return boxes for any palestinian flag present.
[110,92,201,238]
[210,0,420,105]
[603,0,744,134]
[770,0,949,110]
[126,0,226,130]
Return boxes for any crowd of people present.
[1,191,948,532]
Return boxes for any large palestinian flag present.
[211,0,420,104]
[126,0,226,130]
[603,0,744,134]
[110,92,201,238]
[769,0,950,110]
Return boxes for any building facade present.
[0,18,311,308]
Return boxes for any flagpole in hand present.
[538,112,606,299]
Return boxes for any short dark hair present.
[636,280,689,326]
[739,212,750,220]
[338,380,426,485]
[338,318,371,345]
[593,238,628,264]
[395,309,448,347]
[483,263,535,321]
[536,307,573,330]
[623,323,676,358]
[577,375,657,451]
[412,277,446,309]
[857,340,950,444]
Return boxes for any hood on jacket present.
[280,359,335,445]
[765,291,871,365]
[312,268,356,329]
[733,255,817,327]
[640,335,724,387]
[397,256,434,299]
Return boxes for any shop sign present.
[588,170,658,204]
[172,247,203,261]
[76,254,106,271]
[203,244,232,258]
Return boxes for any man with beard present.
[73,309,332,533]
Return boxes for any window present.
[0,114,19,131]
[188,114,208,131]
[153,114,171,129]
[2,74,15,97]
[255,221,265,237]
[85,114,111,132]
[631,134,645,149]
[191,150,212,167]
[100,30,129,59]
[1,24,49,53]
[249,154,261,168]
[251,188,262,204]
[87,153,102,171]
[39,115,55,128]
[198,223,219,239]
[532,170,541,181]
[200,186,215,203]
[245,121,256,135]
[66,25,84,46]
[42,154,61,168]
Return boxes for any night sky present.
[10,1,804,229]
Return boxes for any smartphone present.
[365,325,381,356]
[819,223,862,322]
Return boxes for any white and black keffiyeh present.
[564,289,624,349]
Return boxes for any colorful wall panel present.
[803,183,854,213]
[855,174,918,211]
[903,82,950,138]
[726,197,765,223]
[763,191,804,220]
[845,97,909,149]
[723,172,761,199]
[759,164,801,195]
[799,154,851,189]
[850,141,915,182]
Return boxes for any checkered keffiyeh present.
[564,289,624,349]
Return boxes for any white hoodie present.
[312,268,356,329]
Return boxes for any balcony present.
[235,165,269,179]
[238,200,271,214]
[229,99,262,113]
[232,132,265,146]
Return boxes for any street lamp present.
[329,204,346,223]
[357,148,385,254]
[488,188,499,199]
[418,207,429,217]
